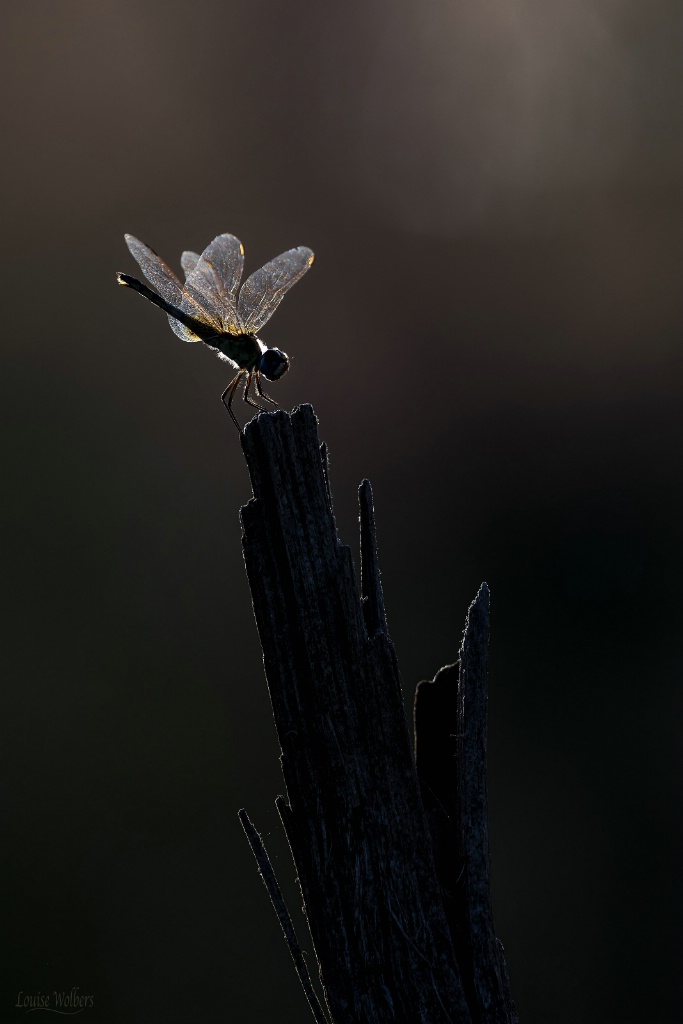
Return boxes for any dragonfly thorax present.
[216,332,262,369]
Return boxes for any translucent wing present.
[181,234,244,334]
[125,233,183,304]
[237,246,314,335]
[181,251,200,278]
[124,234,207,343]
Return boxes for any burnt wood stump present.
[238,404,516,1024]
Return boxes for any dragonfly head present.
[259,347,290,381]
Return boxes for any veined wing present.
[182,234,244,335]
[125,234,184,304]
[237,246,314,335]
[181,251,200,278]
[124,234,211,343]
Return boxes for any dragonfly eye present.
[259,348,290,381]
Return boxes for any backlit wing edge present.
[236,246,314,335]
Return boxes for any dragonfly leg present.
[243,371,264,411]
[255,371,278,408]
[221,371,244,431]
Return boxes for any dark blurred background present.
[1,1,681,1021]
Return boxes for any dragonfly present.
[116,232,314,430]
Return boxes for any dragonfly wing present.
[174,253,200,338]
[123,235,208,343]
[174,250,218,341]
[166,316,205,343]
[182,234,244,334]
[125,234,183,305]
[237,246,314,335]
[181,251,200,278]
[176,253,201,340]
